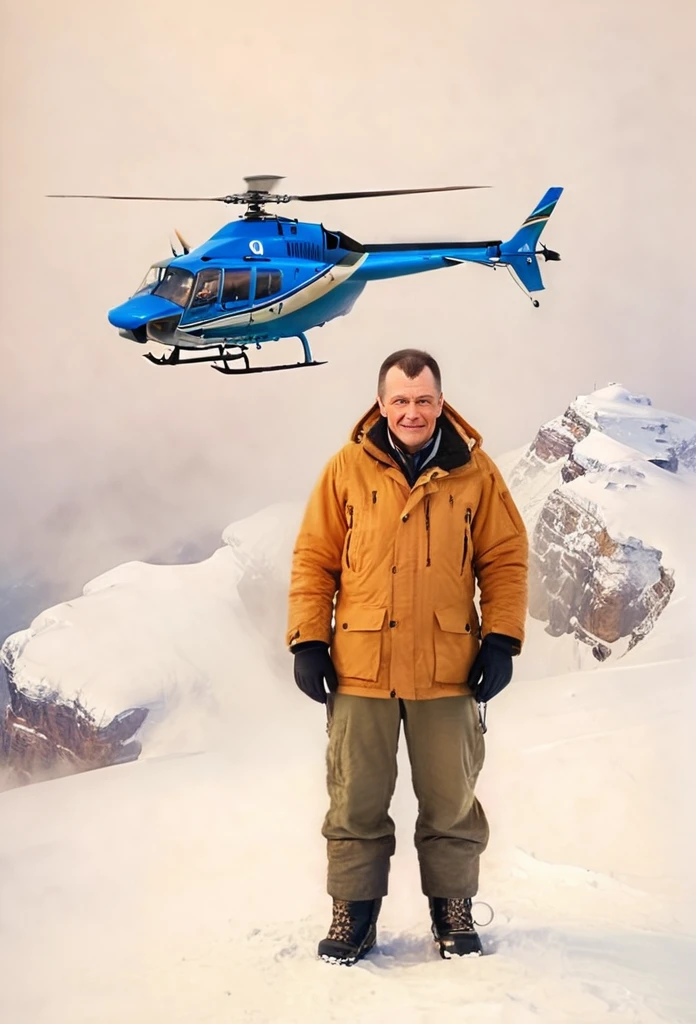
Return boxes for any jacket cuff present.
[290,640,329,655]
[286,621,332,648]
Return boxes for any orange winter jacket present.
[286,401,528,700]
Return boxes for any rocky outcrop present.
[526,406,593,465]
[503,386,696,661]
[561,448,647,487]
[0,664,147,790]
[672,436,696,470]
[529,488,675,658]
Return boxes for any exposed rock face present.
[0,663,147,790]
[672,436,696,470]
[506,385,696,661]
[524,406,593,465]
[560,454,585,484]
[529,489,675,657]
[561,446,647,487]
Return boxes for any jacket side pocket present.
[433,605,478,684]
[331,606,387,682]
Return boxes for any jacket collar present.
[381,424,442,487]
[350,401,481,476]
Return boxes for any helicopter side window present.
[191,268,221,307]
[154,267,194,308]
[222,270,251,304]
[255,270,282,300]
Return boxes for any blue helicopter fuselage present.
[108,188,562,353]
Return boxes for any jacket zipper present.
[425,497,431,567]
[460,507,472,574]
[345,504,354,568]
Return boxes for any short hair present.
[377,349,442,398]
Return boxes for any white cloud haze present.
[1,0,695,613]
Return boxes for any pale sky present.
[1,0,695,605]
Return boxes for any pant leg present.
[322,693,401,900]
[402,695,489,898]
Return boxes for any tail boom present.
[350,186,563,299]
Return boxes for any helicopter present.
[49,176,563,375]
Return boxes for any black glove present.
[292,641,339,704]
[467,633,520,703]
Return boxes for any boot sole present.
[318,926,377,966]
[438,943,483,959]
[432,922,483,958]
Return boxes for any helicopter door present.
[180,268,222,327]
[221,269,252,312]
[254,269,282,301]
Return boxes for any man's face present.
[377,366,444,453]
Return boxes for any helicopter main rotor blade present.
[291,185,489,202]
[46,193,236,202]
[46,185,490,205]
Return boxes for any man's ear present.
[436,392,444,417]
[377,394,386,417]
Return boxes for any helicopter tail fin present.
[500,187,563,294]
[503,187,563,255]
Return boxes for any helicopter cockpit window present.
[134,264,163,295]
[191,268,221,307]
[222,269,251,304]
[255,270,282,299]
[154,267,194,308]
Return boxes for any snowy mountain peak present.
[567,384,696,465]
[508,385,696,668]
[1,386,694,788]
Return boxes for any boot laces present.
[445,897,475,931]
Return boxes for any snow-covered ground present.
[1,387,695,1023]
[1,647,694,1024]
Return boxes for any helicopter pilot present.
[194,277,219,304]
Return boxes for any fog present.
[1,0,695,633]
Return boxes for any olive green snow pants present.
[322,693,489,901]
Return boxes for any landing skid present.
[143,333,326,374]
[213,358,326,375]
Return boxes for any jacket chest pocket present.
[433,605,478,684]
[331,606,386,682]
[344,493,380,573]
[460,507,473,576]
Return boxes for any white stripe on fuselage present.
[179,254,369,335]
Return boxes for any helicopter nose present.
[108,294,182,331]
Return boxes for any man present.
[286,349,527,965]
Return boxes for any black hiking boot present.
[318,898,382,966]
[429,897,484,958]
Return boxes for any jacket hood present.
[350,400,483,451]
